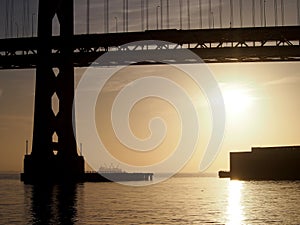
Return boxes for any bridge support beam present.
[21,0,84,183]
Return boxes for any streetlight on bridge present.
[264,0,267,27]
[179,0,182,29]
[15,22,18,38]
[114,17,118,32]
[211,11,214,29]
[156,5,160,30]
[32,13,36,37]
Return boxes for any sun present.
[221,85,253,115]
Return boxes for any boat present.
[84,165,153,182]
[218,170,230,178]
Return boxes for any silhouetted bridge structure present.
[0,26,300,69]
[1,0,299,183]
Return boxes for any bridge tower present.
[21,0,85,183]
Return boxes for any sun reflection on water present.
[227,180,244,225]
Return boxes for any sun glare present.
[221,85,253,115]
[227,180,244,224]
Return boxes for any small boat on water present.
[218,170,230,178]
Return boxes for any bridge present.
[0,26,300,69]
[1,0,300,69]
[0,0,299,183]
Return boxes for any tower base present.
[21,155,85,184]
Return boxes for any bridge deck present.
[0,26,299,69]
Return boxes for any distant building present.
[230,146,300,180]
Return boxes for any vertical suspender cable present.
[24,0,29,36]
[298,0,300,25]
[146,0,149,30]
[281,0,284,25]
[124,0,126,32]
[179,0,182,29]
[105,0,109,33]
[263,0,266,26]
[209,0,212,28]
[125,0,127,32]
[260,0,263,26]
[9,0,11,37]
[199,0,202,28]
[274,0,278,26]
[230,0,233,27]
[141,0,144,30]
[126,0,128,32]
[23,0,25,37]
[11,0,14,37]
[104,0,107,33]
[107,0,109,33]
[156,5,159,29]
[123,0,126,32]
[219,0,222,28]
[87,0,90,34]
[161,0,163,29]
[252,0,255,27]
[167,0,169,28]
[27,0,30,36]
[5,0,8,37]
[239,0,243,27]
[187,0,190,29]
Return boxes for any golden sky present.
[0,61,299,173]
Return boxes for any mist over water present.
[0,174,300,224]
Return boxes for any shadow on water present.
[25,183,82,225]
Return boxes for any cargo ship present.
[84,166,153,182]
[20,141,153,183]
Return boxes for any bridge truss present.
[0,26,300,69]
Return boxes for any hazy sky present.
[0,0,300,173]
[1,62,300,173]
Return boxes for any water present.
[0,174,300,225]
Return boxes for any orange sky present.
[0,62,299,173]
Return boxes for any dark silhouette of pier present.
[219,146,300,180]
[230,146,300,180]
